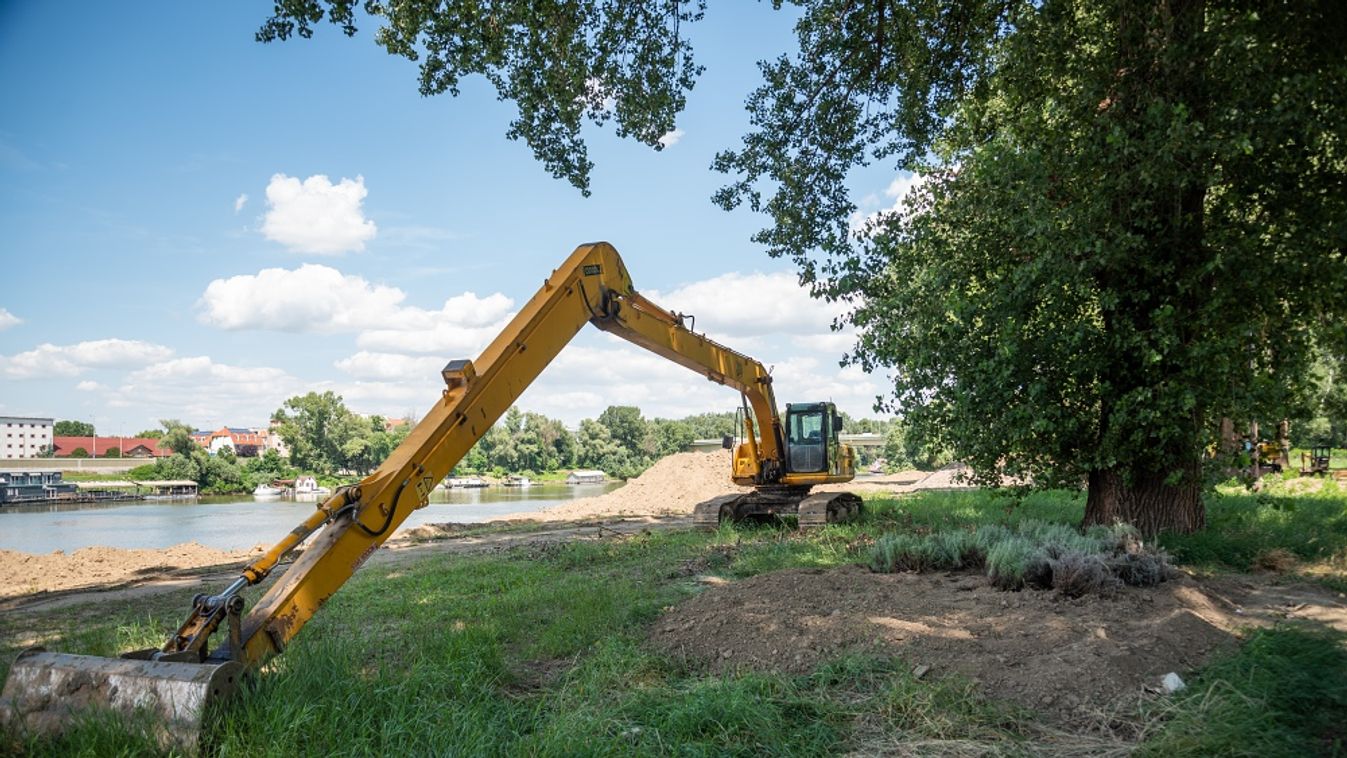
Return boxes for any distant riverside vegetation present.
[51,380,1347,497]
[268,391,908,482]
[52,392,919,495]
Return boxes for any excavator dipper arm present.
[231,242,786,665]
[0,242,792,745]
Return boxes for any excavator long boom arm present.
[0,244,851,746]
[223,242,782,666]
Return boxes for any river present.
[0,483,623,554]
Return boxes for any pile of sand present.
[0,542,259,599]
[502,454,979,522]
[651,564,1243,726]
[506,451,751,521]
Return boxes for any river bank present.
[0,451,950,599]
[4,494,1344,756]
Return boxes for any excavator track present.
[692,494,748,530]
[797,491,864,529]
[0,242,866,746]
[693,490,863,530]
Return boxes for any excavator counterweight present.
[0,242,858,745]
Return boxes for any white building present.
[266,419,289,458]
[566,469,607,484]
[1,416,54,459]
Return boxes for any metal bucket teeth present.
[0,648,242,749]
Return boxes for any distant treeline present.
[455,407,944,478]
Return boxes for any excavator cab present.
[0,241,861,746]
[784,402,839,474]
[696,400,860,529]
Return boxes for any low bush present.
[870,518,1172,595]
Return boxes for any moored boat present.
[446,476,488,488]
[294,476,330,496]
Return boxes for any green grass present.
[1138,627,1347,757]
[1288,447,1347,470]
[1163,481,1347,581]
[0,528,1028,756]
[852,484,1347,588]
[3,485,1346,756]
[868,519,1163,593]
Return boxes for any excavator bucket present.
[0,648,242,748]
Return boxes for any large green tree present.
[262,1,1346,534]
[158,419,198,457]
[257,0,703,196]
[54,420,94,437]
[272,391,353,474]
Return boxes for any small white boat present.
[294,476,331,496]
[503,475,531,488]
[447,476,488,489]
[253,483,283,497]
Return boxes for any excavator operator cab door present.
[785,402,839,474]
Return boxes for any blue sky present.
[0,2,900,433]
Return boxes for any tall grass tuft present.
[985,536,1050,590]
[870,518,1173,595]
[1139,627,1347,756]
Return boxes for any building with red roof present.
[51,436,168,458]
[190,427,273,456]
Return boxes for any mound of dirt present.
[0,542,260,599]
[650,565,1242,725]
[505,451,752,521]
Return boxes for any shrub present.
[871,518,1173,596]
[1050,552,1121,598]
[985,537,1047,590]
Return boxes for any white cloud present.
[334,351,449,381]
[198,264,408,332]
[0,339,174,379]
[849,171,928,237]
[185,265,886,428]
[234,193,248,213]
[791,331,857,354]
[0,308,20,330]
[658,128,685,148]
[884,173,924,206]
[311,267,875,424]
[198,264,516,357]
[75,380,103,391]
[648,271,846,340]
[113,356,305,426]
[515,340,887,425]
[261,173,377,254]
[354,297,512,355]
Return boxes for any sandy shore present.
[0,452,961,599]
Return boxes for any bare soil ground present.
[650,564,1347,729]
[0,518,687,613]
[0,542,266,600]
[0,452,960,599]
[502,451,752,520]
[502,452,964,523]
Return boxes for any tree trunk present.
[1082,462,1204,537]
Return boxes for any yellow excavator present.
[0,242,858,745]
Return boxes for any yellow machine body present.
[0,242,857,744]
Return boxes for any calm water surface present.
[0,483,622,554]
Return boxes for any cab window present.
[789,410,824,446]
